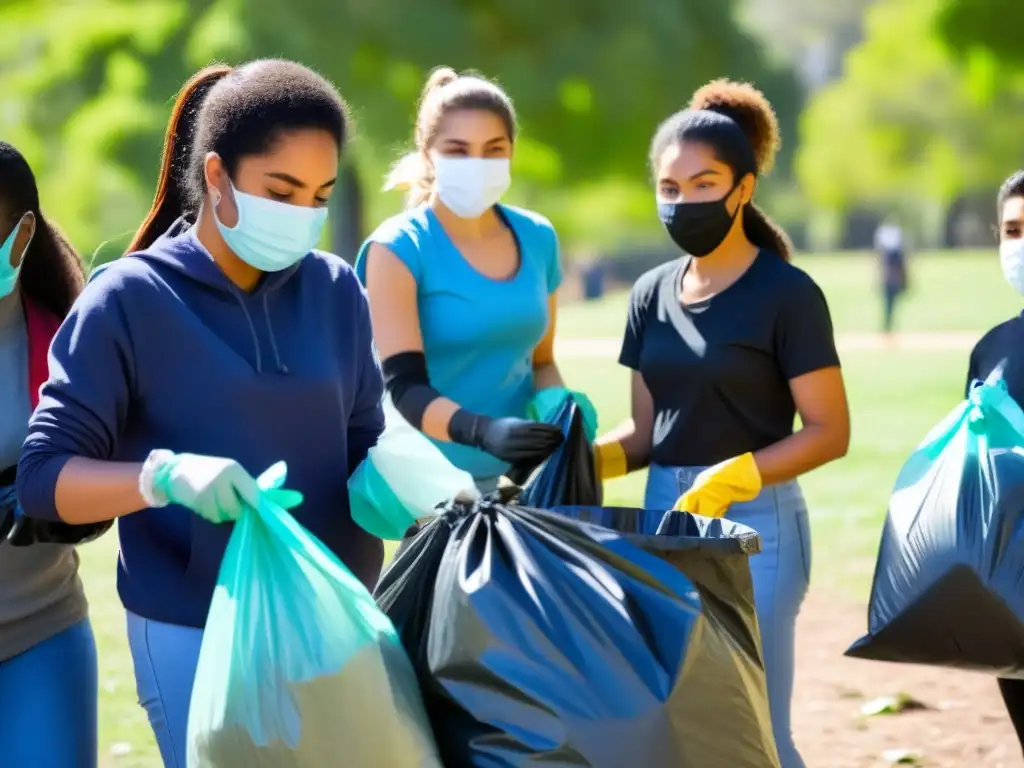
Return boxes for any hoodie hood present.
[133,218,303,374]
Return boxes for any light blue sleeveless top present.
[356,204,562,478]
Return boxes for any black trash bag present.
[847,375,1024,676]
[375,492,779,768]
[1,467,111,547]
[516,395,601,508]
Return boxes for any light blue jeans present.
[127,612,204,768]
[645,464,811,768]
[0,619,98,768]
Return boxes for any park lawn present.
[557,249,1018,340]
[79,252,1003,765]
[81,347,972,766]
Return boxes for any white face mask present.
[1000,238,1024,296]
[431,154,511,219]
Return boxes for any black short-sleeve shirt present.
[965,314,1024,400]
[619,252,840,466]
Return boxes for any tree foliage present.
[796,0,1024,214]
[0,0,800,252]
[936,0,1024,68]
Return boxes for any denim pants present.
[0,619,98,768]
[127,611,204,768]
[645,464,811,768]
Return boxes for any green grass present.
[558,250,1019,340]
[79,251,1013,765]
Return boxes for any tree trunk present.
[330,161,364,264]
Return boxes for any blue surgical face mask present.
[0,214,32,299]
[212,179,328,273]
[1001,238,1024,296]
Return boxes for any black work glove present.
[0,497,112,547]
[449,411,563,466]
[0,497,30,546]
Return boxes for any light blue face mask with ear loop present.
[0,215,32,299]
[212,181,328,273]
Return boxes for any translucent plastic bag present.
[187,462,442,768]
[350,394,479,540]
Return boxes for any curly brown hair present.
[689,79,780,176]
[650,78,791,260]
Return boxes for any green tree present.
[796,0,1024,217]
[936,0,1024,68]
[0,0,800,253]
[0,0,245,259]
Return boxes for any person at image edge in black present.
[965,169,1024,753]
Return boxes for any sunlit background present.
[2,0,1023,765]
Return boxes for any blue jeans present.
[645,464,811,768]
[127,611,204,768]
[0,619,98,768]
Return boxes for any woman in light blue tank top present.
[356,66,596,493]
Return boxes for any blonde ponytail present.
[382,152,433,208]
[421,67,458,99]
[383,65,516,210]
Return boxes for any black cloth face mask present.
[658,182,744,258]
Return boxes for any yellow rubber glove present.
[674,453,762,518]
[594,441,628,480]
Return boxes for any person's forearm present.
[753,424,849,486]
[383,351,483,445]
[533,362,565,392]
[53,457,148,525]
[421,397,462,443]
[596,419,651,472]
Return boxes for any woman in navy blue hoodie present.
[17,60,385,767]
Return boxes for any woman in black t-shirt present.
[593,80,850,768]
[964,169,1024,753]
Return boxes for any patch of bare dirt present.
[793,592,1022,768]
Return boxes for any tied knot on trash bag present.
[965,376,1013,433]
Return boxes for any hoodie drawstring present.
[262,295,288,374]
[229,288,263,374]
[228,288,288,375]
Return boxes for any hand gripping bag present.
[187,462,442,768]
[374,491,779,768]
[847,370,1024,675]
[350,394,480,540]
[517,394,601,508]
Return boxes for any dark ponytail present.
[18,214,85,318]
[743,203,792,261]
[126,65,232,254]
[0,141,85,318]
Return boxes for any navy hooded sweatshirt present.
[17,221,385,629]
